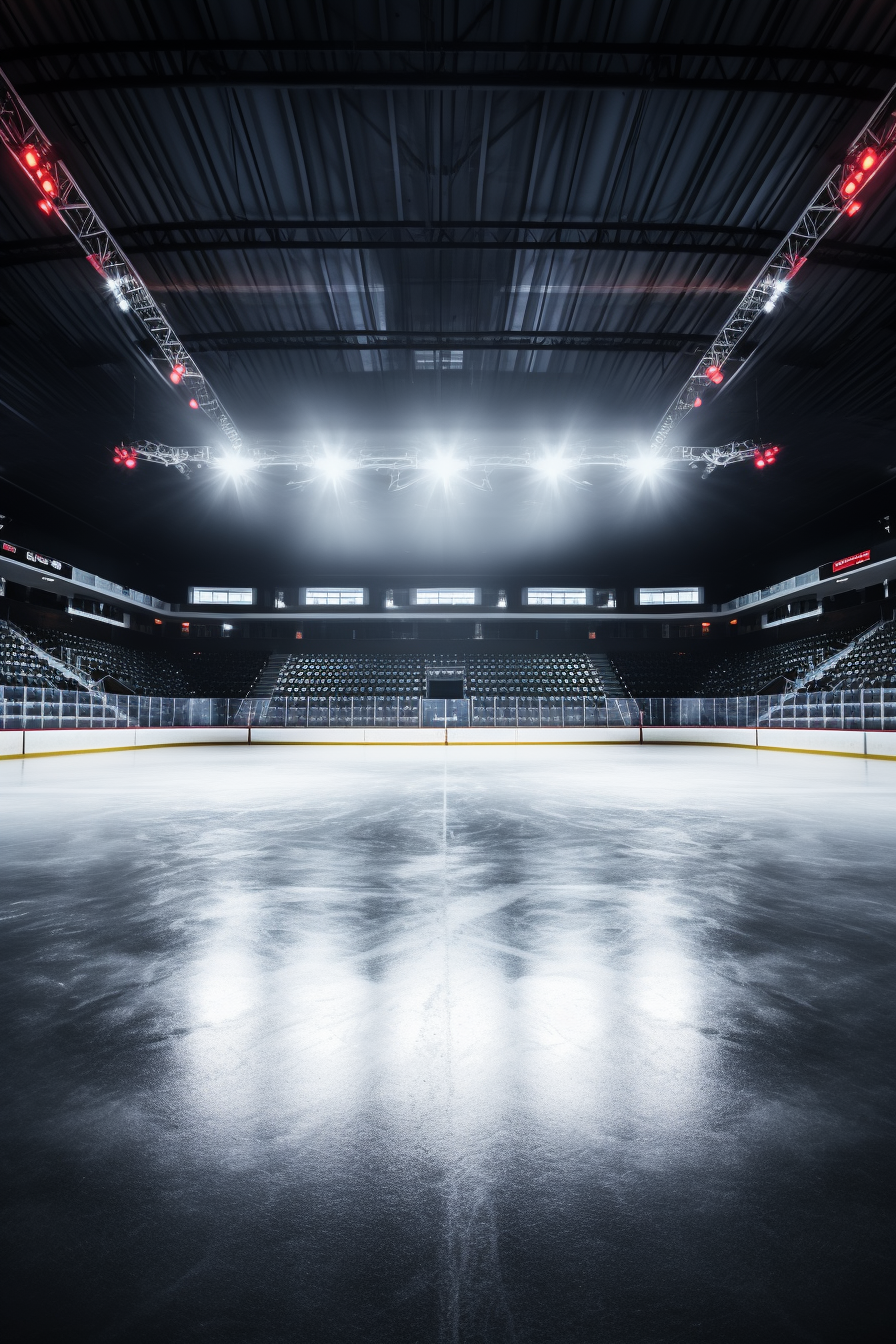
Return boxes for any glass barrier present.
[1,687,895,733]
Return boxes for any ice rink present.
[2,743,895,1342]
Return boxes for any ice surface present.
[1,744,895,1341]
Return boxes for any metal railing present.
[1,687,895,732]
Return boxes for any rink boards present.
[2,724,896,759]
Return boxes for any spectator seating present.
[0,623,75,688]
[699,635,846,695]
[466,653,602,696]
[272,653,426,696]
[18,629,265,697]
[806,620,896,690]
[612,650,719,697]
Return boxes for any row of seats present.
[466,653,602,695]
[272,653,426,695]
[269,651,606,696]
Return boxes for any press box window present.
[300,588,368,606]
[189,588,255,605]
[636,587,704,606]
[411,588,480,606]
[523,588,611,607]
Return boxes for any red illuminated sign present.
[831,549,871,574]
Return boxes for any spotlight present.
[37,198,53,215]
[169,370,182,384]
[537,455,567,478]
[431,456,459,481]
[705,364,723,384]
[217,457,254,479]
[39,172,57,196]
[846,201,862,217]
[635,456,664,479]
[21,145,40,170]
[318,457,350,481]
[189,398,199,409]
[117,297,130,311]
[693,396,702,408]
[763,299,776,313]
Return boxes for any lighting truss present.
[651,78,896,451]
[117,439,771,482]
[0,67,241,448]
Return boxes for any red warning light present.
[755,457,766,468]
[859,148,878,173]
[39,173,57,196]
[189,398,199,409]
[705,365,723,384]
[21,145,40,169]
[693,396,702,408]
[37,198,53,215]
[846,201,862,217]
[125,457,136,468]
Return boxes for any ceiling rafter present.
[0,222,891,271]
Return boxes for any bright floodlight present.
[430,455,459,481]
[635,456,665,479]
[319,457,349,481]
[217,456,253,479]
[537,455,567,478]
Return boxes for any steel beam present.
[1,222,891,272]
[152,329,716,355]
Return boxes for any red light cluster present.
[169,362,186,384]
[754,445,780,470]
[841,147,878,202]
[113,445,138,470]
[19,143,59,210]
[705,364,723,384]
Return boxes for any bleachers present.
[180,648,268,697]
[699,635,846,695]
[466,653,601,696]
[807,620,896,690]
[270,651,605,697]
[0,624,74,689]
[46,631,192,696]
[272,653,426,695]
[17,629,265,697]
[612,650,718,697]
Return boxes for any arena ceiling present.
[1,1,896,598]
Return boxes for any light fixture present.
[634,456,664,479]
[189,398,199,409]
[217,456,253,479]
[117,297,129,311]
[763,299,776,313]
[693,396,702,408]
[705,364,724,384]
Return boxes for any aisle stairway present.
[251,651,291,696]
[588,652,627,696]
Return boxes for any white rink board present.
[756,728,866,756]
[251,726,446,745]
[0,729,24,758]
[643,726,757,747]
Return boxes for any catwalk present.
[1,744,894,1342]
